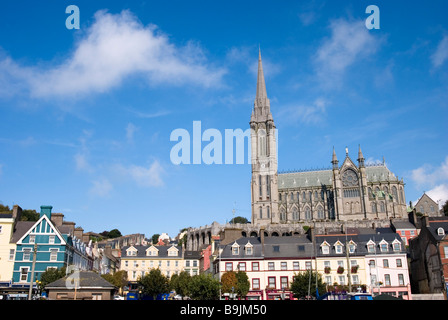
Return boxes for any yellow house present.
[0,205,22,286]
[120,245,184,282]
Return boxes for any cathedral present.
[250,50,407,226]
[186,51,408,250]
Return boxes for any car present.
[113,295,125,300]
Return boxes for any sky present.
[0,0,447,239]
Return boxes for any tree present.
[152,234,160,244]
[0,204,11,213]
[221,271,238,295]
[188,274,220,300]
[230,216,249,224]
[138,269,169,299]
[290,271,327,299]
[107,229,122,238]
[39,267,66,290]
[235,271,250,298]
[101,270,128,292]
[21,209,39,221]
[170,271,191,299]
[443,200,448,216]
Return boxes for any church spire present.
[251,48,272,123]
[256,48,268,103]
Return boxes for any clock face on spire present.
[342,169,359,187]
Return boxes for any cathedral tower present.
[250,50,279,225]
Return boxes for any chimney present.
[12,205,22,222]
[40,205,53,219]
[74,227,84,240]
[421,214,430,228]
[50,213,64,227]
[62,221,75,235]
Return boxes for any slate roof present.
[45,271,116,289]
[121,245,183,258]
[278,164,398,189]
[10,221,35,243]
[427,221,448,241]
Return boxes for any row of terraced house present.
[1,201,447,300]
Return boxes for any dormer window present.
[334,241,343,254]
[392,239,401,252]
[245,242,253,255]
[438,227,445,236]
[367,240,376,253]
[348,241,356,254]
[379,240,389,252]
[146,246,159,257]
[320,241,330,254]
[168,247,179,256]
[231,242,240,255]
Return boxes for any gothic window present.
[267,206,270,219]
[279,193,282,201]
[399,187,404,204]
[290,193,294,201]
[259,207,263,219]
[392,186,398,203]
[314,191,318,200]
[302,192,306,202]
[280,209,286,221]
[266,175,270,197]
[309,191,312,202]
[371,202,377,213]
[380,201,385,212]
[321,189,325,200]
[258,129,266,156]
[317,206,324,219]
[368,187,373,199]
[305,207,311,220]
[297,192,300,202]
[259,175,262,198]
[342,169,359,187]
[292,208,299,220]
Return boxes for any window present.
[92,293,102,300]
[238,263,246,271]
[335,244,343,254]
[50,249,58,261]
[325,276,332,284]
[9,249,15,261]
[305,261,311,270]
[281,262,287,270]
[317,207,324,219]
[369,260,375,267]
[322,244,330,254]
[168,249,178,257]
[259,175,262,197]
[266,176,270,197]
[246,246,253,255]
[268,262,275,271]
[259,207,263,219]
[267,206,270,219]
[23,249,31,261]
[280,277,288,289]
[268,277,276,289]
[232,244,239,255]
[437,228,445,236]
[305,207,311,220]
[383,259,389,268]
[352,275,359,284]
[292,208,299,221]
[368,244,375,253]
[393,242,401,252]
[20,267,29,282]
[293,262,300,271]
[380,242,388,252]
[226,263,233,271]
[252,278,260,290]
[349,243,356,254]
[384,274,391,286]
[339,276,345,285]
[252,262,259,271]
[49,235,55,244]
[398,274,405,286]
[29,235,35,244]
[396,259,402,267]
[273,245,280,252]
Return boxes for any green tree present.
[230,216,249,224]
[152,234,160,244]
[138,269,169,299]
[0,204,11,213]
[21,209,39,221]
[39,267,67,290]
[170,271,191,299]
[188,274,220,300]
[290,271,327,299]
[235,271,250,298]
[443,200,448,216]
[101,270,128,292]
[107,229,122,238]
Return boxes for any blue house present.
[11,205,88,291]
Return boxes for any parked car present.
[114,295,125,300]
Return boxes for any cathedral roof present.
[278,164,399,189]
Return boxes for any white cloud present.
[314,18,380,85]
[114,160,164,187]
[89,178,113,197]
[426,184,448,208]
[411,156,448,186]
[0,10,226,99]
[277,98,328,125]
[431,35,448,68]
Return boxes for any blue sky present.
[0,0,447,239]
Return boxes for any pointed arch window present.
[292,208,299,221]
[280,209,286,222]
[379,201,385,212]
[258,129,266,156]
[317,206,324,219]
[392,186,398,203]
[305,207,311,220]
[259,207,263,219]
[267,206,270,219]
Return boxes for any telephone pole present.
[28,243,37,300]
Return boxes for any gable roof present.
[16,214,66,245]
[44,271,116,289]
